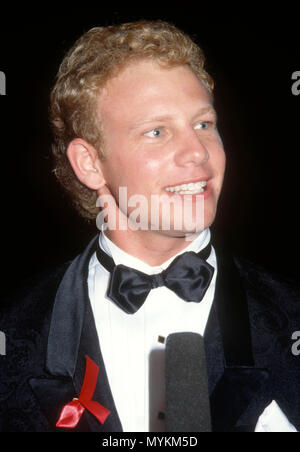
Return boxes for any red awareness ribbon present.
[56,355,110,428]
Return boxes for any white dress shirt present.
[88,228,217,432]
[255,401,298,432]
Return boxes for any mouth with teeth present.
[164,180,207,195]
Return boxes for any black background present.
[0,5,299,295]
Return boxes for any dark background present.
[0,5,299,294]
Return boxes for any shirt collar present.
[96,228,211,275]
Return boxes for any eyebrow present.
[192,106,217,122]
[130,106,217,130]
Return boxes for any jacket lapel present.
[29,235,122,432]
[205,238,272,431]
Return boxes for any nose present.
[174,128,209,167]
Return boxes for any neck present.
[104,228,201,266]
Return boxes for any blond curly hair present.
[50,20,214,219]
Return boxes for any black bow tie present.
[96,241,214,314]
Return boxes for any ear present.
[66,138,106,190]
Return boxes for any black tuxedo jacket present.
[0,235,300,432]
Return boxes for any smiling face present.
[97,59,226,243]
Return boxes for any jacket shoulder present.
[234,256,300,369]
[0,262,70,330]
[0,262,71,431]
[234,256,300,314]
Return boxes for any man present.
[0,20,299,433]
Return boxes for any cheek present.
[222,152,227,178]
[131,149,164,179]
[215,152,226,197]
[130,159,161,192]
[219,150,226,175]
[216,133,226,169]
[143,158,163,174]
[214,145,226,176]
[103,135,165,190]
[104,148,132,182]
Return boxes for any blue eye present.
[195,122,209,130]
[194,121,215,131]
[144,128,163,138]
